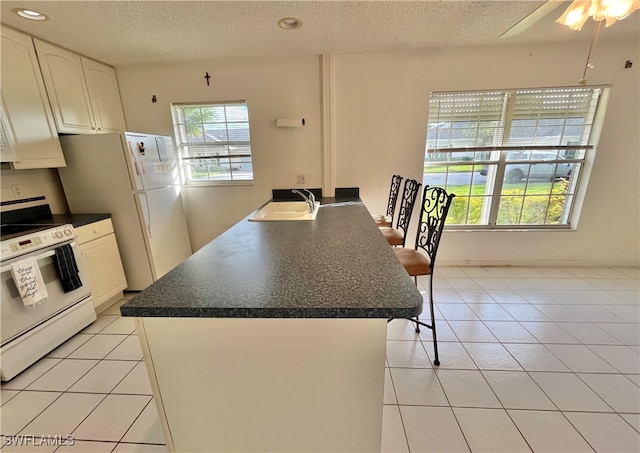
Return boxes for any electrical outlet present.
[297,174,306,184]
[11,184,23,198]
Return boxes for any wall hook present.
[152,95,157,103]
[204,72,211,86]
[625,60,633,69]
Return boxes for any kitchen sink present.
[248,201,320,222]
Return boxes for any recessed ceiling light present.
[12,8,48,21]
[277,17,302,30]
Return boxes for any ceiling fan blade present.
[499,0,567,39]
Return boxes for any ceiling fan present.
[499,1,567,39]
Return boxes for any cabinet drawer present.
[76,218,114,244]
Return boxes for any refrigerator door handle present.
[140,193,153,239]
[127,141,147,192]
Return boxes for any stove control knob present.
[55,231,63,238]
[63,228,73,236]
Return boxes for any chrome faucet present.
[292,189,316,213]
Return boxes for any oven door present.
[1,239,93,345]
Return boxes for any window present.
[424,86,609,229]
[171,101,253,184]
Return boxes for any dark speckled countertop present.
[120,197,423,319]
[51,213,112,228]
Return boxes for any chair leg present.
[428,273,439,366]
[414,276,420,334]
[408,274,439,365]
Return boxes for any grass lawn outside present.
[436,179,569,225]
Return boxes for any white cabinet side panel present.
[140,318,386,452]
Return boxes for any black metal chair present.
[391,185,455,366]
[380,178,421,247]
[373,174,403,228]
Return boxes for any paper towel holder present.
[276,118,305,128]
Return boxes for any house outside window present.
[424,86,609,229]
[171,101,253,184]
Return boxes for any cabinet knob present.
[93,229,98,234]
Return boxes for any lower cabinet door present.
[80,233,127,311]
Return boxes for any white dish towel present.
[10,257,48,307]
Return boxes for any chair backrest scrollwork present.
[395,178,422,247]
[415,185,456,269]
[386,174,404,220]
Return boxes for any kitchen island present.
[120,195,423,452]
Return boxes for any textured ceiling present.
[1,1,638,66]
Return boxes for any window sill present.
[445,226,576,233]
[184,180,255,187]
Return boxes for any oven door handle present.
[0,243,77,274]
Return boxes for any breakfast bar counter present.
[120,196,423,452]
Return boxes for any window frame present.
[424,86,610,231]
[171,100,254,186]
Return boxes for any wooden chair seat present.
[380,227,404,246]
[392,247,432,277]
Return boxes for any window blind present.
[171,101,253,183]
[427,86,606,151]
[173,101,251,158]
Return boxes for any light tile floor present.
[1,266,638,452]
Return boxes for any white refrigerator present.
[58,132,192,290]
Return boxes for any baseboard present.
[95,291,125,314]
[437,260,639,268]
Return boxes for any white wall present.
[117,38,639,265]
[334,39,639,266]
[0,167,69,214]
[116,57,322,250]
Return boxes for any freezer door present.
[136,186,192,279]
[125,134,180,191]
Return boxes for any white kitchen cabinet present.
[76,219,128,313]
[0,101,18,162]
[81,58,128,133]
[34,39,126,134]
[0,27,66,168]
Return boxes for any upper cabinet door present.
[0,27,65,168]
[82,57,127,133]
[34,39,96,134]
[0,99,18,162]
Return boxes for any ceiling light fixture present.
[277,17,303,30]
[557,0,640,85]
[557,0,640,31]
[12,8,48,21]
